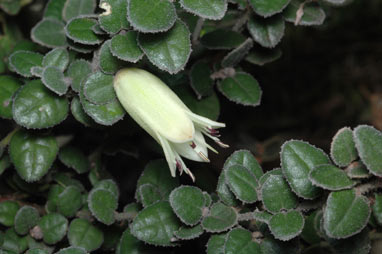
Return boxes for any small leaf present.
[221,38,254,67]
[9,51,43,78]
[88,188,117,225]
[127,0,176,33]
[281,140,330,199]
[247,15,285,48]
[38,213,68,244]
[99,40,126,74]
[224,149,264,181]
[225,164,258,203]
[99,0,129,34]
[179,0,227,20]
[12,80,69,129]
[324,189,370,239]
[55,246,87,254]
[253,210,272,223]
[174,225,203,240]
[116,228,149,254]
[0,201,19,227]
[269,210,304,241]
[283,0,326,26]
[309,164,355,191]
[94,179,119,197]
[57,186,83,217]
[42,48,70,72]
[31,18,67,48]
[201,202,237,233]
[345,161,370,179]
[225,228,261,254]
[353,125,382,177]
[138,20,191,74]
[14,206,39,235]
[373,193,382,225]
[216,172,240,207]
[245,47,282,66]
[9,130,58,182]
[1,228,28,253]
[189,60,213,98]
[248,0,291,17]
[66,59,92,93]
[330,127,357,167]
[42,66,69,96]
[110,32,143,63]
[65,17,103,45]
[218,72,262,106]
[0,75,22,119]
[63,0,96,22]
[70,96,96,127]
[59,146,89,174]
[83,71,115,104]
[131,201,180,246]
[200,29,246,50]
[206,233,227,254]
[169,185,205,226]
[68,218,104,252]
[138,183,162,207]
[261,175,298,213]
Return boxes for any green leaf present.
[137,183,162,207]
[38,213,68,244]
[131,201,180,246]
[94,179,119,197]
[200,29,246,50]
[301,210,321,245]
[127,0,176,33]
[354,125,382,177]
[283,0,325,26]
[330,127,357,167]
[248,0,290,17]
[269,210,304,241]
[63,0,96,21]
[373,194,382,225]
[0,75,22,119]
[83,71,115,104]
[0,201,19,227]
[42,48,70,72]
[179,0,227,20]
[9,130,58,182]
[110,32,143,63]
[253,210,272,223]
[261,175,298,213]
[328,228,371,254]
[225,228,261,254]
[189,60,213,99]
[65,17,103,45]
[1,228,28,253]
[216,172,240,207]
[42,66,69,96]
[43,0,66,20]
[57,186,83,217]
[281,140,330,199]
[138,20,191,74]
[14,206,39,235]
[225,164,258,203]
[201,202,237,233]
[259,168,282,185]
[218,72,262,106]
[309,164,355,191]
[70,96,96,127]
[99,0,129,34]
[174,225,203,240]
[53,172,85,191]
[99,40,125,74]
[67,40,95,54]
[55,246,87,254]
[247,15,285,48]
[260,237,300,254]
[66,59,92,93]
[88,188,117,225]
[224,149,264,180]
[169,185,205,226]
[31,18,67,48]
[12,80,69,129]
[0,155,11,176]
[26,248,50,254]
[245,47,282,66]
[221,38,254,67]
[116,228,148,254]
[9,51,43,78]
[206,234,227,254]
[0,0,21,15]
[59,146,89,174]
[68,218,104,252]
[345,161,370,179]
[324,189,370,239]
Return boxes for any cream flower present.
[113,68,228,181]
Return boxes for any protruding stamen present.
[216,140,229,148]
[198,152,210,162]
[176,159,183,174]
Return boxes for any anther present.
[198,152,210,162]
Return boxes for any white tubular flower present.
[113,68,228,181]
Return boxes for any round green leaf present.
[0,201,19,227]
[200,29,246,50]
[138,183,162,207]
[63,0,96,22]
[94,179,119,197]
[59,146,89,174]
[138,20,191,74]
[261,175,298,213]
[65,17,103,45]
[269,210,304,241]
[9,130,58,182]
[42,48,70,72]
[68,218,104,252]
[55,246,87,254]
[9,51,43,78]
[281,140,330,199]
[323,189,370,239]
[70,96,96,127]
[99,0,129,34]
[179,0,227,20]
[206,234,227,254]
[88,188,117,225]
[201,202,237,233]
[57,186,83,217]
[66,59,92,93]
[38,213,68,244]
[218,72,262,106]
[309,164,355,191]
[1,228,28,253]
[346,161,370,179]
[131,201,180,246]
[225,228,261,254]
[83,71,115,104]
[14,206,39,235]
[283,0,325,26]
[223,149,263,180]
[31,18,67,48]
[216,172,240,207]
[169,185,205,226]
[354,125,382,177]
[330,127,357,167]
[99,40,125,74]
[110,32,143,63]
[127,0,176,33]
[225,164,259,203]
[0,75,22,119]
[174,225,203,240]
[189,60,213,98]
[248,0,290,17]
[42,66,69,96]
[247,15,285,48]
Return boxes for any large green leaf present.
[110,32,143,63]
[65,17,103,45]
[88,188,117,225]
[83,71,115,104]
[201,202,237,233]
[38,213,68,244]
[269,211,304,241]
[14,206,39,235]
[330,127,357,167]
[68,218,104,252]
[31,18,67,48]
[225,164,258,203]
[247,15,285,48]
